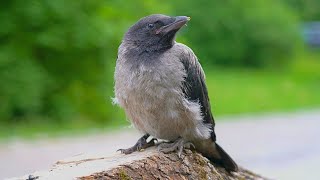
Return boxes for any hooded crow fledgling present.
[114,14,238,172]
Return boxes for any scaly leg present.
[117,134,157,154]
[158,137,194,158]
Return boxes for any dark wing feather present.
[179,45,216,141]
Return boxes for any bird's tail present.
[213,142,238,172]
[195,139,238,172]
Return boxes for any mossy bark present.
[11,147,268,180]
[79,149,266,180]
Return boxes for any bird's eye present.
[147,23,155,29]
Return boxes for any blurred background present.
[0,0,319,179]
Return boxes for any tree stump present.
[10,147,268,180]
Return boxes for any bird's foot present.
[117,134,157,154]
[157,137,195,158]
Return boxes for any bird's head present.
[123,14,190,52]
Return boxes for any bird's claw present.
[117,148,134,154]
[158,137,194,158]
[117,135,157,154]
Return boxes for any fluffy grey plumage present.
[114,14,238,172]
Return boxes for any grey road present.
[1,110,319,180]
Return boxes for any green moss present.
[118,169,131,180]
[192,154,208,179]
[194,154,207,167]
[197,168,207,180]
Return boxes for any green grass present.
[205,68,320,116]
[1,55,320,141]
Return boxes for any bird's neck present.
[123,39,174,54]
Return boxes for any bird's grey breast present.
[114,43,187,139]
[115,43,186,102]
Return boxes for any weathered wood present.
[10,147,267,180]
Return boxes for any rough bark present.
[11,147,268,180]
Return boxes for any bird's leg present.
[157,137,195,158]
[117,134,157,154]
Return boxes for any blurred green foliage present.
[283,0,320,20]
[173,0,302,67]
[1,0,111,122]
[0,0,169,124]
[0,0,319,137]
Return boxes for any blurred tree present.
[171,0,302,68]
[0,0,170,124]
[283,0,320,21]
[0,0,111,122]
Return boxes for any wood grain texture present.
[10,147,267,180]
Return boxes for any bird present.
[114,14,238,172]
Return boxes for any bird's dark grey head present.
[124,14,190,52]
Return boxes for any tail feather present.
[213,142,238,172]
[194,139,238,172]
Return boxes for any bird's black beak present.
[156,16,190,35]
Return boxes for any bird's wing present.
[178,44,216,141]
